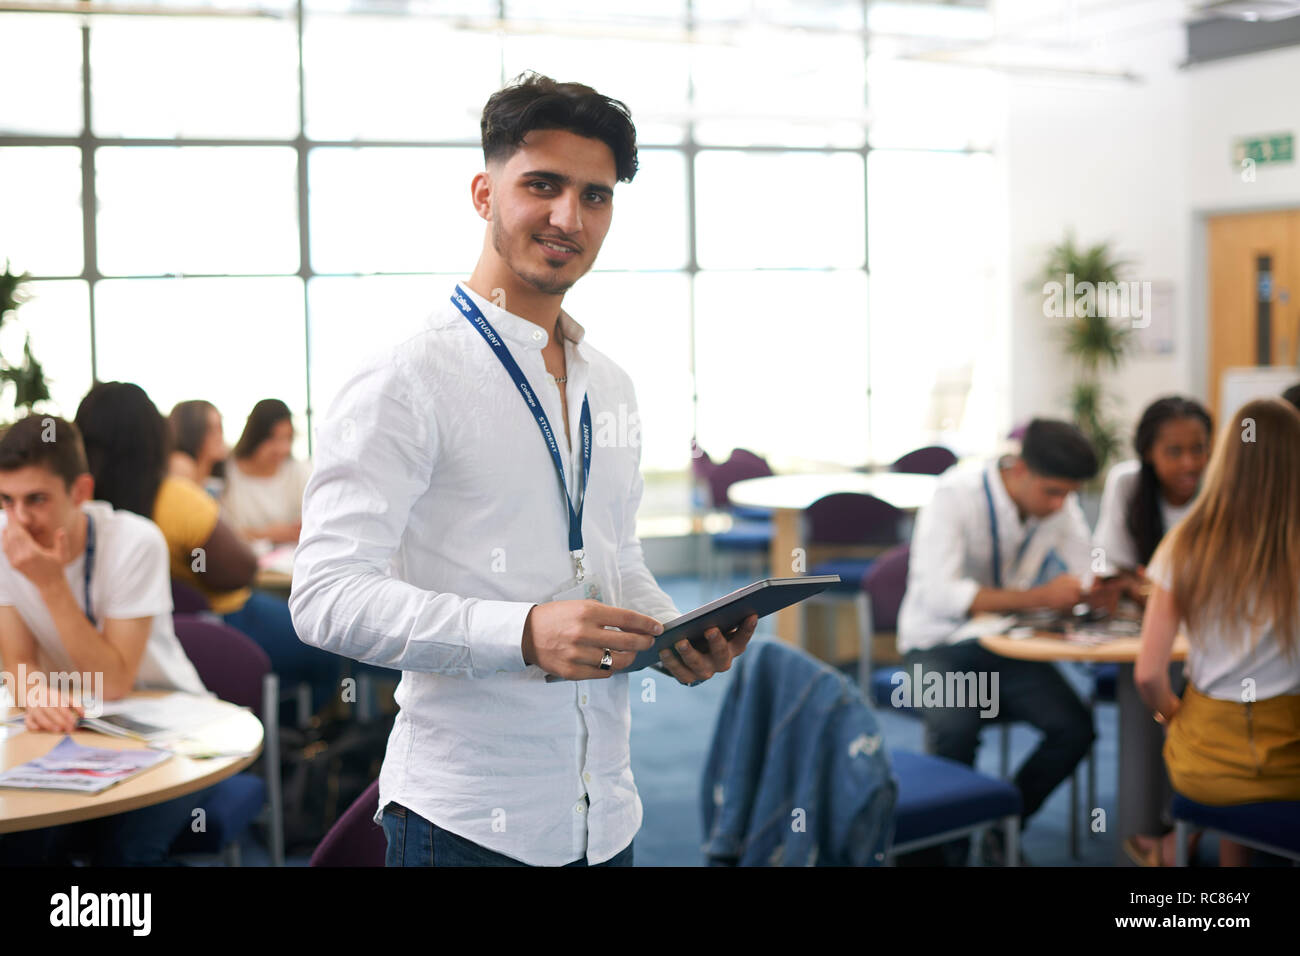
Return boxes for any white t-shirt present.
[0,500,206,695]
[221,458,311,536]
[1092,459,1194,574]
[1148,549,1300,701]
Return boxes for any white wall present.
[995,0,1300,449]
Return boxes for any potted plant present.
[1036,232,1132,475]
[0,260,52,416]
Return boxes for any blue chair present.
[884,750,1023,865]
[170,615,283,866]
[1172,795,1300,865]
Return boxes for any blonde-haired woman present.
[1133,397,1300,866]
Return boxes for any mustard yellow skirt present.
[1163,684,1300,805]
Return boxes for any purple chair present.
[310,779,386,867]
[708,448,773,512]
[800,494,904,664]
[171,615,283,866]
[700,447,776,590]
[171,578,210,614]
[891,446,957,476]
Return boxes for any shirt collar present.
[444,282,588,353]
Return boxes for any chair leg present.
[263,672,285,868]
[855,592,874,697]
[1086,699,1097,839]
[1003,815,1020,868]
[1174,821,1190,867]
[296,682,312,728]
[1069,768,1081,860]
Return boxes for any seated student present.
[168,399,227,496]
[0,415,209,866]
[1092,397,1211,611]
[1136,397,1300,867]
[897,418,1100,863]
[75,382,342,722]
[222,399,311,546]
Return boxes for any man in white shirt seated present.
[0,415,209,866]
[290,73,758,867]
[897,419,1100,863]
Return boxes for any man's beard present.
[491,215,579,296]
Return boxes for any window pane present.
[310,147,484,275]
[0,14,83,136]
[0,279,92,420]
[97,147,299,276]
[695,151,864,269]
[304,17,499,142]
[594,149,687,271]
[556,272,692,473]
[692,32,865,147]
[91,17,298,139]
[94,277,309,457]
[866,57,1000,151]
[695,270,868,467]
[307,274,446,425]
[868,150,1000,461]
[0,148,83,277]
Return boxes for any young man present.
[897,418,1100,862]
[290,73,758,868]
[0,415,207,866]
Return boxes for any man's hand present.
[656,613,758,687]
[22,687,84,734]
[522,600,664,681]
[1086,576,1123,616]
[1029,573,1084,612]
[2,521,70,594]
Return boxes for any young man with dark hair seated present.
[897,418,1101,864]
[0,415,208,866]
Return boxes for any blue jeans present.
[0,786,214,866]
[222,590,343,716]
[381,802,634,867]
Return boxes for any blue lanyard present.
[83,513,96,627]
[452,286,593,579]
[983,470,1036,591]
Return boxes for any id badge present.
[552,575,605,604]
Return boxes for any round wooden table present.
[0,691,263,835]
[727,472,939,645]
[979,631,1188,866]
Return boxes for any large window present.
[0,4,1001,483]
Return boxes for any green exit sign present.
[1233,133,1294,166]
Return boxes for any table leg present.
[769,509,803,644]
[1115,661,1177,864]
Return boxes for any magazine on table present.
[0,736,171,794]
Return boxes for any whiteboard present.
[1219,366,1300,419]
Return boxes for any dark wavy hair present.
[1125,396,1213,567]
[233,399,293,461]
[74,381,170,519]
[481,72,638,184]
[1020,418,1099,481]
[0,415,89,489]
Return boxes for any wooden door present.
[1207,209,1300,423]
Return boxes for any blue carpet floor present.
[234,573,1216,867]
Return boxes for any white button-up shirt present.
[897,458,1092,653]
[289,282,681,866]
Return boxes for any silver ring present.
[599,649,613,670]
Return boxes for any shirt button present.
[580,694,588,706]
[532,329,544,341]
[584,772,591,782]
[575,801,585,814]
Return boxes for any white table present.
[725,472,938,645]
